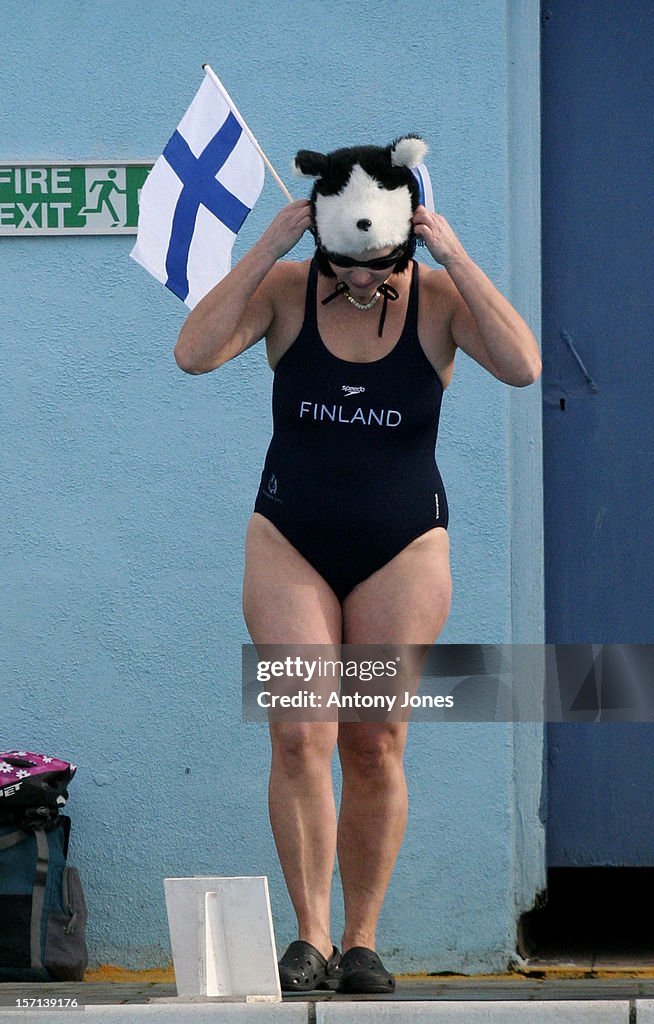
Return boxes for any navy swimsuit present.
[254,258,448,602]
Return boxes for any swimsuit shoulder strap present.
[304,255,320,328]
[273,256,321,372]
[295,255,322,350]
[405,259,420,330]
[391,259,420,350]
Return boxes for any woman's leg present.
[337,527,452,953]
[243,513,342,960]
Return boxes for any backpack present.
[0,751,88,981]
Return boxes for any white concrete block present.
[204,882,280,999]
[317,1000,631,1023]
[164,876,280,1000]
[635,1002,654,1023]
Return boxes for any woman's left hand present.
[412,205,467,267]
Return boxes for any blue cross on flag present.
[131,69,265,308]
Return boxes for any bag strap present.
[0,827,49,970]
[0,829,28,850]
[30,828,49,970]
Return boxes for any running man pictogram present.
[80,169,126,226]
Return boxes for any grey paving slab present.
[635,1002,654,1022]
[0,1003,308,1022]
[316,1000,631,1022]
[0,984,177,1006]
[300,977,654,1002]
[0,978,652,1022]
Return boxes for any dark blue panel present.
[542,0,654,865]
[548,723,654,866]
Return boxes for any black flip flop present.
[278,940,341,992]
[338,946,396,993]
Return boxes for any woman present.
[174,138,541,994]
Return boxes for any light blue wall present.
[1,1,544,971]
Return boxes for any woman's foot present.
[338,946,395,993]
[278,940,341,992]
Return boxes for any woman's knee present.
[337,723,407,780]
[270,722,338,774]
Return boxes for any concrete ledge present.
[0,1005,309,1022]
[316,1002,631,1022]
[636,1003,654,1022]
[0,998,635,1022]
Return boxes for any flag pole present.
[202,64,293,203]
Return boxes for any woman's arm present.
[174,200,312,375]
[413,205,541,387]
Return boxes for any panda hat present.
[293,135,428,275]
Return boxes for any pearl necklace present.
[344,290,381,311]
[321,277,400,337]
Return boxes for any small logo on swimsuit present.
[262,473,283,504]
[342,385,365,397]
[434,493,440,519]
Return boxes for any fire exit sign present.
[0,162,153,235]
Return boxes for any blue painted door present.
[541,0,654,865]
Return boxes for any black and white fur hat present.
[293,135,428,275]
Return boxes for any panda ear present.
[390,135,429,169]
[292,150,329,178]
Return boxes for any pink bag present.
[0,751,77,826]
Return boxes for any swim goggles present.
[320,244,407,271]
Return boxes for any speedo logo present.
[342,386,365,397]
[299,401,401,427]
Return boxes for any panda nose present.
[357,219,372,231]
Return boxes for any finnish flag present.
[131,68,265,309]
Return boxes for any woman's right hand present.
[175,201,313,374]
[256,200,313,262]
